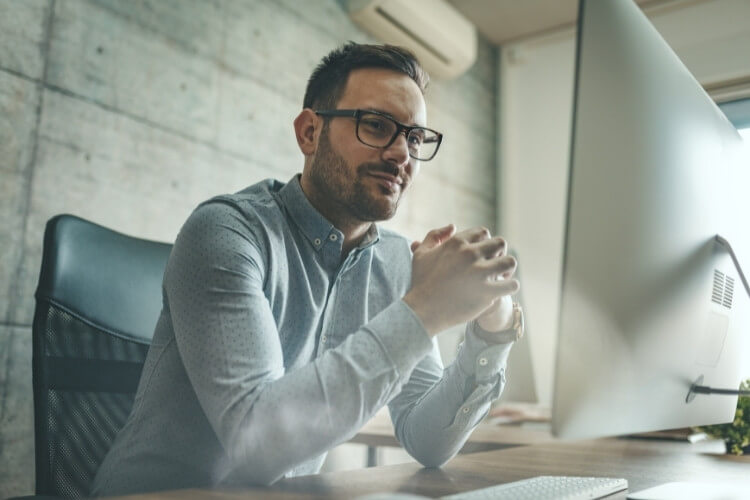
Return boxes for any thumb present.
[417,224,455,251]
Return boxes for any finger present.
[455,226,491,243]
[474,237,507,259]
[410,240,420,253]
[481,255,517,278]
[484,278,520,296]
[418,224,456,250]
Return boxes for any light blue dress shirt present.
[91,176,512,495]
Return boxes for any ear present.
[294,108,320,156]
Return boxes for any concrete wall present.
[0,0,499,496]
[498,0,750,407]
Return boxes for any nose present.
[381,131,411,168]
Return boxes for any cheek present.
[330,135,370,168]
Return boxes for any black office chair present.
[24,214,172,498]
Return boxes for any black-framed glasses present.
[315,109,443,161]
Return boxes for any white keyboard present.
[441,475,628,500]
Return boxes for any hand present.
[475,252,519,339]
[476,295,514,336]
[404,224,519,337]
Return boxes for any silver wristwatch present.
[474,302,525,344]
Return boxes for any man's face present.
[306,67,427,222]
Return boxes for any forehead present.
[336,67,427,126]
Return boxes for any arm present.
[389,225,520,466]
[388,324,513,467]
[166,203,433,485]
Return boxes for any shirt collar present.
[277,175,380,252]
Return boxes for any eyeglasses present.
[315,109,443,161]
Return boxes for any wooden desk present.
[114,436,749,499]
[351,410,553,460]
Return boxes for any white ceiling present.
[446,0,662,45]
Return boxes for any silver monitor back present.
[552,0,749,439]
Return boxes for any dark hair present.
[303,42,429,110]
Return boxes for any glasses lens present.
[356,112,441,161]
[407,128,440,160]
[357,113,397,147]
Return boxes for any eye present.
[361,117,387,130]
[363,118,380,128]
[359,115,394,138]
[408,129,426,147]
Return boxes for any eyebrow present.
[364,107,425,128]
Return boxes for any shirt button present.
[479,357,488,366]
[329,234,338,241]
[314,238,322,246]
[462,407,470,414]
[321,335,327,343]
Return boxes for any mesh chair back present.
[32,215,172,498]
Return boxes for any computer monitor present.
[552,0,750,439]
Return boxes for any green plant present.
[697,379,750,455]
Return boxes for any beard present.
[308,126,407,222]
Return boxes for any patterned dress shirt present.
[91,175,512,495]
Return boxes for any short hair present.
[303,42,429,110]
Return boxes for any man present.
[91,42,521,495]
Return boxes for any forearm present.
[167,203,434,485]
[179,301,433,486]
[390,325,513,467]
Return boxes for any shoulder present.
[175,179,287,260]
[187,178,286,236]
[199,178,283,219]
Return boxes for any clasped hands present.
[403,224,520,341]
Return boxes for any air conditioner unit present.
[346,0,478,80]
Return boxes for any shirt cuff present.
[456,322,514,381]
[447,368,509,432]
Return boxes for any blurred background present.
[1,0,749,496]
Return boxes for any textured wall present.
[0,0,498,496]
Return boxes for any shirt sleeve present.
[388,313,514,467]
[165,202,435,486]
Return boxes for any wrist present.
[477,313,513,333]
[473,302,524,344]
[402,292,440,337]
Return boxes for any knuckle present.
[447,237,462,250]
[458,243,478,260]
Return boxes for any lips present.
[367,171,404,193]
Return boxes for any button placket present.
[317,272,343,354]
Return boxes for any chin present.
[352,182,404,221]
[356,199,399,222]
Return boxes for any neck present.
[299,175,373,256]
